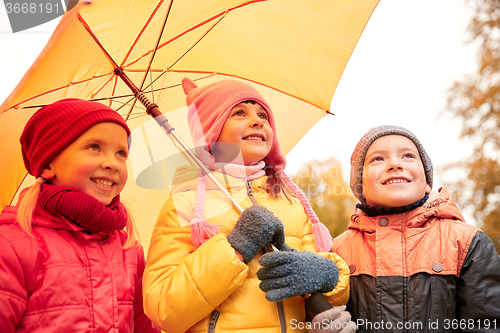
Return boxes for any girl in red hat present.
[0,99,159,333]
[143,79,354,332]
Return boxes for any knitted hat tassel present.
[190,172,220,247]
[280,172,334,252]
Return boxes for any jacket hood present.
[348,188,465,232]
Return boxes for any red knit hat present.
[182,78,287,171]
[20,98,131,177]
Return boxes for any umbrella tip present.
[182,78,198,95]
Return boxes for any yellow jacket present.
[143,166,349,333]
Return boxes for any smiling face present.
[212,101,273,165]
[41,122,129,205]
[362,135,431,208]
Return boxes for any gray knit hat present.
[350,125,433,203]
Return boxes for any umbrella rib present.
[78,13,120,69]
[123,7,228,100]
[121,0,167,67]
[123,0,174,121]
[9,173,29,206]
[137,0,174,94]
[168,70,334,114]
[166,10,227,71]
[5,73,113,111]
[123,1,265,69]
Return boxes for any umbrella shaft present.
[112,67,244,212]
[170,128,245,214]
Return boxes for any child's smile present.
[361,135,431,208]
[213,101,273,165]
[41,122,129,205]
[383,177,410,185]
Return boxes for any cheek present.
[120,163,128,183]
[266,128,274,146]
[361,167,375,185]
[123,168,128,183]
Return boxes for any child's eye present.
[370,157,383,163]
[88,144,100,151]
[117,150,128,158]
[403,153,416,159]
[233,110,245,117]
[258,112,269,120]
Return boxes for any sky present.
[0,0,479,220]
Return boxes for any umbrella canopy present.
[0,0,379,251]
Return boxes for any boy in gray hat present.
[332,125,500,333]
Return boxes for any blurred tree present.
[291,157,356,238]
[445,0,500,253]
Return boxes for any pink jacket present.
[0,205,159,333]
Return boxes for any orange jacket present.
[332,188,500,332]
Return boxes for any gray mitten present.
[310,306,356,333]
[257,251,339,302]
[226,206,285,264]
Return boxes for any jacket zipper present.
[207,311,220,333]
[245,180,287,333]
[245,180,259,206]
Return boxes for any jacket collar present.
[348,188,465,232]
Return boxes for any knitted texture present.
[350,125,433,203]
[226,206,285,264]
[356,193,429,217]
[189,162,265,247]
[257,251,339,302]
[310,306,356,333]
[37,184,128,233]
[182,78,286,171]
[280,172,333,252]
[20,98,131,177]
[190,172,221,247]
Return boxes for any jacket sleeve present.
[143,195,249,333]
[132,242,160,333]
[0,233,28,333]
[316,252,350,306]
[457,231,500,332]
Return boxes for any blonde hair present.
[17,179,139,249]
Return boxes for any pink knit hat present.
[182,78,333,252]
[183,78,286,170]
[20,98,131,177]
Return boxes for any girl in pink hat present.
[143,79,353,332]
[0,99,159,333]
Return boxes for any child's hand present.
[257,251,339,302]
[227,206,285,264]
[310,306,356,333]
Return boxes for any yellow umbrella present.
[0,0,379,251]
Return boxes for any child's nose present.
[250,115,264,127]
[102,155,120,171]
[387,159,403,171]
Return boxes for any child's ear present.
[40,166,55,179]
[426,184,431,194]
